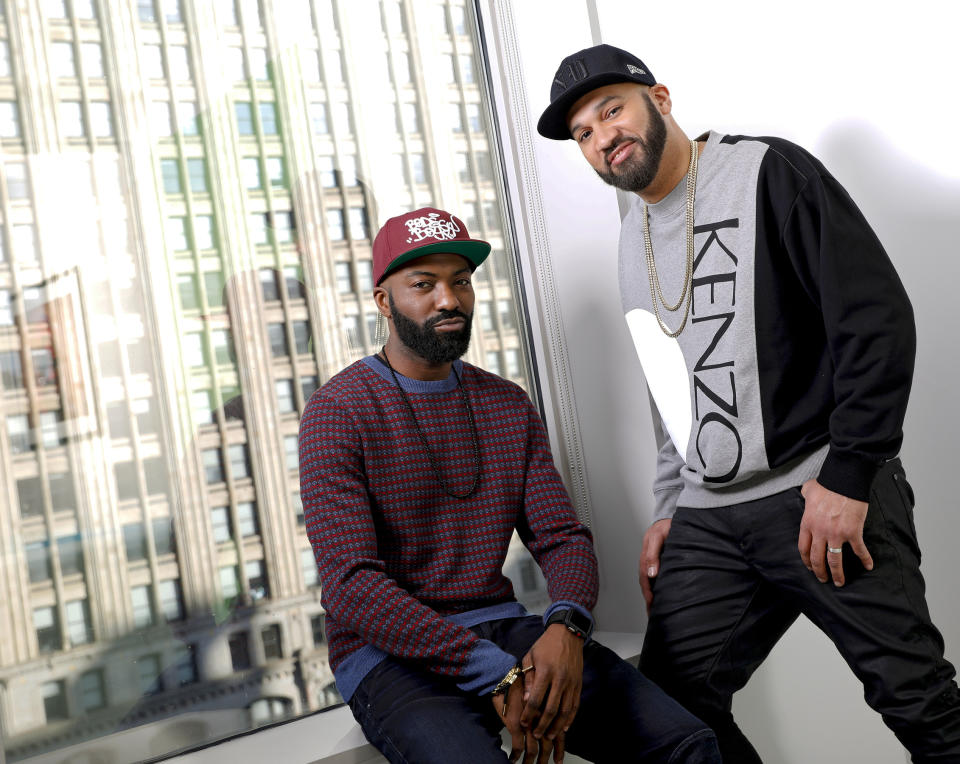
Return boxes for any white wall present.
[497,1,959,761]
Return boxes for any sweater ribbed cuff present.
[455,639,520,695]
[816,447,882,502]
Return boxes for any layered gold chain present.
[642,139,698,337]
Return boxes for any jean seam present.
[871,482,942,667]
[666,728,718,763]
[700,579,765,701]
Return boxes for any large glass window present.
[0,3,537,762]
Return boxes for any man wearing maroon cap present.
[299,206,719,763]
[538,43,960,761]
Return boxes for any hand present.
[518,624,584,763]
[497,679,537,763]
[639,518,672,612]
[798,479,873,587]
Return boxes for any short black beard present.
[594,93,668,194]
[388,292,473,364]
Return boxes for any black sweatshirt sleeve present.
[760,141,916,500]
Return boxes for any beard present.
[388,292,473,364]
[594,93,668,193]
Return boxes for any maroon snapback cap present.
[372,207,491,285]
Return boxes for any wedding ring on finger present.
[827,546,843,555]
[521,665,535,674]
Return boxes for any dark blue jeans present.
[640,459,960,763]
[348,615,720,763]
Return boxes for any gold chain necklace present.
[642,139,698,337]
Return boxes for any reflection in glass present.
[1,3,538,762]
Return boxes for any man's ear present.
[648,83,673,115]
[373,286,391,318]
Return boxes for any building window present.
[34,606,61,652]
[325,208,345,240]
[266,156,285,187]
[152,103,174,138]
[292,320,311,355]
[235,101,254,135]
[177,644,198,685]
[411,153,427,184]
[220,565,240,602]
[58,533,84,577]
[229,631,251,670]
[17,477,44,518]
[82,42,104,77]
[0,100,20,138]
[268,322,288,356]
[65,599,93,646]
[1,350,23,387]
[26,541,52,583]
[7,414,32,454]
[259,268,280,301]
[60,100,85,137]
[261,624,282,659]
[187,157,207,192]
[276,378,295,413]
[348,206,368,240]
[195,215,215,249]
[123,523,147,562]
[466,102,482,132]
[202,448,224,484]
[259,102,278,134]
[211,506,232,543]
[301,547,318,587]
[90,101,113,137]
[310,102,329,134]
[131,585,154,628]
[228,444,250,479]
[301,375,319,401]
[178,101,199,135]
[343,314,361,349]
[311,613,326,646]
[168,45,191,80]
[79,669,106,712]
[159,579,184,621]
[137,653,163,695]
[42,680,69,722]
[246,559,268,600]
[237,500,259,537]
[285,435,299,471]
[52,41,76,78]
[334,261,353,293]
[285,267,306,299]
[153,516,175,556]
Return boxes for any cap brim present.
[377,240,491,284]
[537,72,646,140]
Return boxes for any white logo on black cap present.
[627,64,647,76]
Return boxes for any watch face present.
[566,609,592,635]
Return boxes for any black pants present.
[639,459,960,762]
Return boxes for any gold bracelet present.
[491,663,522,697]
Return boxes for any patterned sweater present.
[299,356,599,700]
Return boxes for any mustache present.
[604,134,645,165]
[424,309,471,329]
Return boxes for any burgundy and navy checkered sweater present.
[299,356,599,700]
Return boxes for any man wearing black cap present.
[538,44,960,761]
[299,206,720,763]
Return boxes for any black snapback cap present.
[537,44,656,141]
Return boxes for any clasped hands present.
[494,624,583,764]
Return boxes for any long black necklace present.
[380,346,481,499]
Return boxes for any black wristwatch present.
[545,608,593,640]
